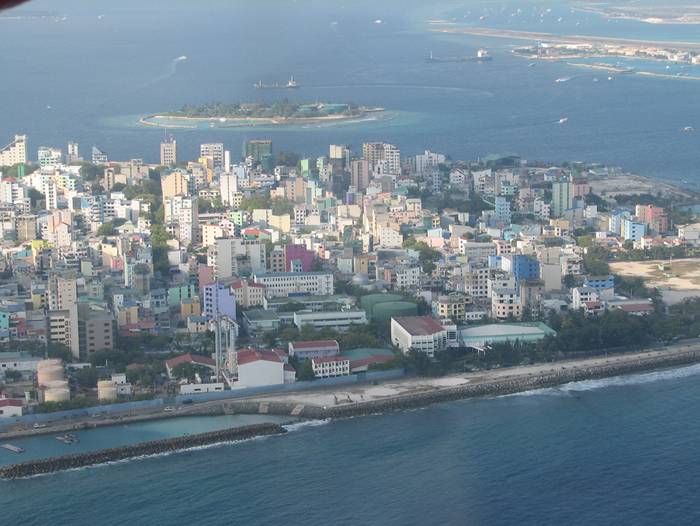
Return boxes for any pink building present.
[635,204,669,233]
[284,244,315,272]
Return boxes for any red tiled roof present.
[289,340,339,350]
[0,399,23,408]
[165,353,216,370]
[237,348,283,366]
[393,316,444,336]
[616,304,654,313]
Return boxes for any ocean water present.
[3,365,700,525]
[0,414,293,466]
[1,0,700,187]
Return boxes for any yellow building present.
[161,171,189,199]
[180,297,202,319]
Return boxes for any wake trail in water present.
[140,55,188,90]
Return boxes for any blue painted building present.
[583,275,615,292]
[512,255,540,283]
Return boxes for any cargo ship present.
[254,76,300,90]
[425,48,492,63]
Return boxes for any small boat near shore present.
[1,444,25,453]
[56,434,80,444]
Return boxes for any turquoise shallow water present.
[1,0,700,186]
[0,414,292,466]
[3,364,700,525]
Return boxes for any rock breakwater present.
[0,423,286,479]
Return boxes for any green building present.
[244,139,273,171]
[552,179,573,218]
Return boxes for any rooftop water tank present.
[37,366,65,386]
[44,388,70,403]
[97,380,118,401]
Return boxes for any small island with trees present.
[140,100,385,129]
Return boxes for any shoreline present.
[2,346,700,477]
[433,26,700,51]
[5,345,700,440]
[139,108,385,129]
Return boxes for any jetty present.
[0,423,286,479]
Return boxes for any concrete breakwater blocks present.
[218,350,700,420]
[322,350,700,419]
[0,423,286,479]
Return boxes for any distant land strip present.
[432,26,700,51]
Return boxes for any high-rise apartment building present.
[0,135,27,166]
[350,159,370,191]
[551,179,574,218]
[91,146,108,164]
[164,195,198,246]
[66,142,81,163]
[47,274,78,311]
[362,142,400,175]
[160,137,177,166]
[200,143,224,170]
[244,139,273,171]
[161,170,190,199]
[220,169,241,206]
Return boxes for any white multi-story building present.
[209,238,267,279]
[253,272,334,298]
[311,356,351,378]
[220,168,243,206]
[0,178,29,209]
[37,147,62,168]
[164,195,198,246]
[0,135,27,166]
[44,181,59,211]
[459,240,497,262]
[293,310,367,331]
[415,150,446,175]
[572,286,599,311]
[66,142,81,163]
[391,316,449,358]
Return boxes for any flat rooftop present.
[459,322,555,345]
[393,316,445,336]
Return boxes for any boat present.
[555,77,571,83]
[425,48,492,63]
[558,117,569,124]
[33,423,47,429]
[55,433,80,444]
[1,444,25,453]
[254,76,300,90]
[683,126,695,132]
[528,63,536,67]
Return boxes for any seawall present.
[217,348,700,419]
[0,423,286,479]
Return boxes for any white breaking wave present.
[283,419,331,432]
[558,363,700,392]
[505,363,700,398]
